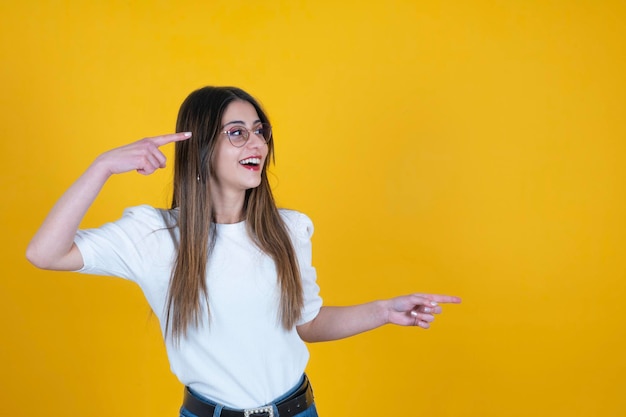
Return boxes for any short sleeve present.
[279,210,323,325]
[74,205,175,282]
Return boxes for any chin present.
[244,181,263,190]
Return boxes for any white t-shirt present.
[74,205,322,408]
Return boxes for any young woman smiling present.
[26,86,461,417]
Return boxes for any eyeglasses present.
[221,123,272,148]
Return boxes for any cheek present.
[211,144,236,168]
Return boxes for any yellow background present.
[1,1,625,416]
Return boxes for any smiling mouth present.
[239,157,262,167]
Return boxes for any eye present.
[227,127,246,137]
[253,124,271,141]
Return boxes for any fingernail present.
[430,301,438,306]
[410,311,418,317]
[183,132,192,137]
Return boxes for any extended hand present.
[386,293,461,329]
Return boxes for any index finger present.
[415,293,462,304]
[150,132,192,147]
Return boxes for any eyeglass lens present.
[225,124,271,147]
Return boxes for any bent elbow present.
[296,321,320,343]
[25,243,50,269]
[25,242,64,270]
[26,241,83,271]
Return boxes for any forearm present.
[297,301,389,343]
[26,159,111,270]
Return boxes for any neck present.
[214,211,244,224]
[210,188,246,224]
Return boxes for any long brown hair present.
[166,86,303,341]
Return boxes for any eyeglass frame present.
[221,123,272,148]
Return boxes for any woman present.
[26,86,461,417]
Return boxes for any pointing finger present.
[412,294,462,305]
[150,132,192,147]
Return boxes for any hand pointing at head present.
[94,132,192,176]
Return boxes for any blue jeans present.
[179,375,319,417]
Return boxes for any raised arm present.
[25,132,191,271]
[296,293,461,343]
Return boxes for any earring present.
[196,175,200,182]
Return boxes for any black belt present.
[182,376,314,417]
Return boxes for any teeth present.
[239,157,261,165]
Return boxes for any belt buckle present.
[243,406,274,417]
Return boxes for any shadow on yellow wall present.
[1,1,625,416]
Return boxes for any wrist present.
[89,155,116,180]
[374,299,392,325]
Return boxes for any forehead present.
[222,100,260,125]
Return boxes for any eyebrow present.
[222,119,262,128]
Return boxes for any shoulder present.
[121,204,171,217]
[119,204,178,228]
[278,209,314,240]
